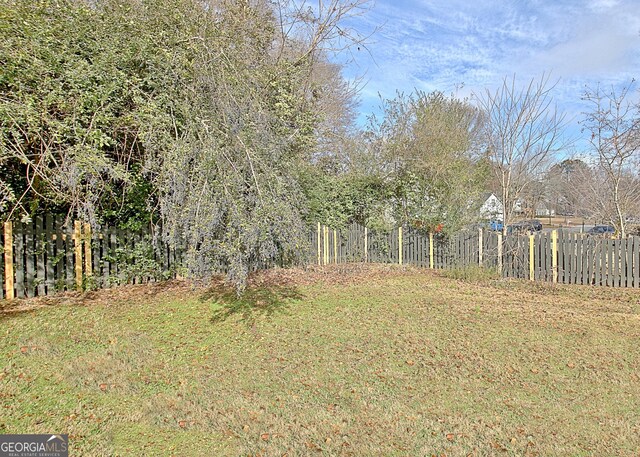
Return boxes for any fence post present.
[317,222,321,266]
[497,233,503,276]
[364,227,368,263]
[4,221,14,300]
[478,228,483,266]
[529,234,535,281]
[333,229,338,264]
[74,220,83,290]
[429,232,434,269]
[552,229,558,283]
[398,226,403,265]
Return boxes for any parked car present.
[527,219,543,231]
[507,222,526,234]
[507,219,543,234]
[587,225,615,236]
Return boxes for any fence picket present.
[2,222,11,299]
[603,239,609,286]
[24,220,36,297]
[620,239,626,287]
[560,231,567,283]
[633,236,640,287]
[575,235,582,284]
[35,216,46,296]
[626,237,633,287]
[45,215,55,294]
[600,238,606,286]
[14,222,24,298]
[92,228,101,287]
[0,224,4,300]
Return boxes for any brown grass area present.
[0,263,405,316]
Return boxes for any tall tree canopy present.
[0,0,369,291]
[366,90,488,232]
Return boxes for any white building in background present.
[513,198,524,215]
[535,202,556,217]
[479,193,504,221]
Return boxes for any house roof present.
[481,192,501,203]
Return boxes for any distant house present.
[535,202,556,217]
[513,198,524,215]
[479,193,503,221]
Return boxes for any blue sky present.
[340,0,640,153]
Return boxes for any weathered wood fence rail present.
[311,223,640,288]
[3,219,640,300]
[1,217,181,300]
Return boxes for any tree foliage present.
[298,161,389,229]
[0,0,145,222]
[0,0,370,291]
[366,90,488,232]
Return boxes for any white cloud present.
[588,0,619,12]
[529,3,640,78]
[340,0,640,149]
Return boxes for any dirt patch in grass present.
[1,264,639,455]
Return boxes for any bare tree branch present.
[475,73,571,234]
[581,81,640,237]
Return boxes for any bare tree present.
[546,158,592,218]
[582,82,640,238]
[274,0,376,63]
[475,74,570,234]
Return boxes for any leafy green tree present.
[1,0,371,292]
[367,91,488,233]
[0,0,152,222]
[298,160,389,229]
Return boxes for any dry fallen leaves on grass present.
[0,264,415,317]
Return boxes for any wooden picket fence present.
[311,223,640,288]
[3,219,640,300]
[1,216,181,300]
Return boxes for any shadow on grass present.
[202,282,304,325]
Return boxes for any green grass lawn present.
[1,265,639,456]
